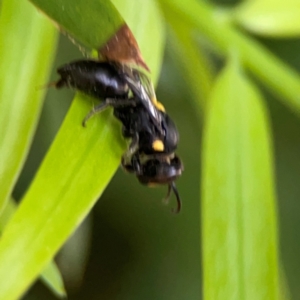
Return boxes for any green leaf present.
[234,0,300,37]
[29,0,123,50]
[161,8,213,113]
[0,0,57,212]
[159,0,300,118]
[29,0,165,80]
[0,0,164,299]
[202,58,279,299]
[41,263,66,299]
[0,200,16,231]
[0,96,124,300]
[0,200,66,298]
[279,266,291,300]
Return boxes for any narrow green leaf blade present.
[0,96,124,300]
[160,0,214,105]
[0,0,57,212]
[0,200,17,231]
[163,10,213,113]
[41,263,66,298]
[235,0,300,37]
[279,266,291,300]
[0,199,66,298]
[202,59,279,299]
[29,0,123,49]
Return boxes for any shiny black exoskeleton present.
[122,154,183,213]
[56,60,129,99]
[113,103,179,155]
[55,60,183,212]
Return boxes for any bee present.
[55,59,183,212]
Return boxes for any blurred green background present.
[8,0,300,299]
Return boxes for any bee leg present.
[128,133,139,155]
[106,97,137,107]
[130,154,142,174]
[83,97,138,127]
[121,159,135,173]
[82,102,109,127]
[121,152,141,174]
[121,134,139,167]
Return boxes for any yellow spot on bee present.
[152,140,164,152]
[155,101,165,112]
[152,97,165,112]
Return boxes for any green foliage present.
[161,0,300,116]
[0,200,66,297]
[234,0,300,37]
[29,0,123,50]
[0,0,57,213]
[0,0,64,297]
[0,0,299,298]
[202,58,278,299]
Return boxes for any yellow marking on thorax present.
[152,140,164,152]
[152,97,165,112]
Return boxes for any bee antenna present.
[163,183,181,214]
[170,182,181,214]
[35,80,58,91]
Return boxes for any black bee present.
[55,60,183,212]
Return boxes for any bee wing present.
[120,66,163,131]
